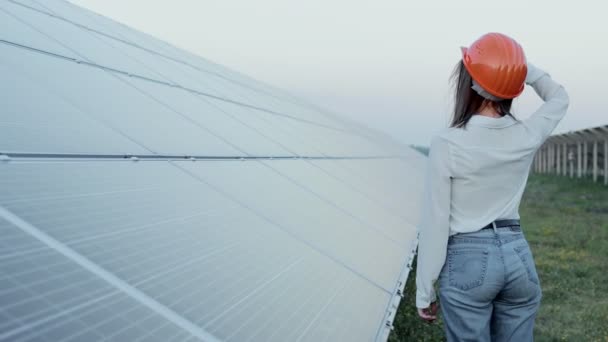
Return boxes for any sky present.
[70,0,607,146]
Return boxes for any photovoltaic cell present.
[178,160,409,291]
[15,0,139,45]
[0,59,148,155]
[0,5,76,58]
[269,159,418,242]
[309,158,427,220]
[1,0,171,82]
[0,217,197,342]
[115,75,293,156]
[203,98,332,156]
[0,43,242,156]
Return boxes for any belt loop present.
[492,220,497,233]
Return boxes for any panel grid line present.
[221,257,321,341]
[12,0,361,129]
[0,152,402,160]
[0,205,221,342]
[260,160,402,246]
[0,36,360,136]
[0,220,231,297]
[171,161,393,295]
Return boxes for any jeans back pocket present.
[514,244,540,285]
[447,247,489,290]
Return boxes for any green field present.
[389,174,608,341]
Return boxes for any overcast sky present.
[70,0,607,146]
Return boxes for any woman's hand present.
[417,301,439,323]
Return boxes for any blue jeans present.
[438,225,542,341]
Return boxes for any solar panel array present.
[0,0,425,341]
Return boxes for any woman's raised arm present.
[523,63,570,144]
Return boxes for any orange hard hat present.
[461,32,527,99]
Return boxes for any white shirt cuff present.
[415,288,437,308]
[525,63,547,85]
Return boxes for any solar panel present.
[0,0,424,341]
[0,216,199,342]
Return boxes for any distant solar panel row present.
[0,0,424,341]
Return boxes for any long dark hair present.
[450,61,516,128]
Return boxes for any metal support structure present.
[562,143,568,176]
[593,141,598,182]
[605,139,608,185]
[577,142,582,178]
[550,146,554,173]
[545,147,549,174]
[547,145,550,174]
[541,148,544,174]
[540,147,545,173]
[547,144,552,174]
[536,147,543,173]
[583,142,588,177]
[555,144,562,176]
[568,150,574,178]
[538,125,607,185]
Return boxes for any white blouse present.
[415,64,570,308]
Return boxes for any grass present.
[389,174,608,342]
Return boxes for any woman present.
[415,32,569,341]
